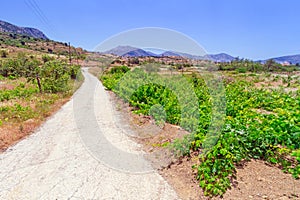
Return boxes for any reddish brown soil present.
[0,97,70,152]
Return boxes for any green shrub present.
[100,66,130,90]
[40,60,70,93]
[41,54,54,63]
[236,67,247,73]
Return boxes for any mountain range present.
[104,46,238,62]
[0,20,48,40]
[266,55,300,65]
[103,45,300,64]
[104,46,157,57]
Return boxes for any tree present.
[265,59,277,71]
[25,59,42,93]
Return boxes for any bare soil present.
[108,90,300,200]
[0,96,70,152]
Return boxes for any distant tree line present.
[217,58,299,72]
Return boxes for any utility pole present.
[68,42,72,65]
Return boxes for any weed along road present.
[0,68,178,199]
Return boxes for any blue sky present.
[1,0,300,60]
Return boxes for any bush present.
[42,54,53,63]
[0,49,8,58]
[236,67,247,73]
[40,61,70,93]
[109,66,130,74]
[0,59,23,77]
[100,66,130,90]
[69,64,81,79]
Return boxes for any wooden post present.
[69,42,72,64]
[36,74,42,93]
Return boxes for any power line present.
[24,0,56,36]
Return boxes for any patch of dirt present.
[254,80,286,89]
[223,160,300,200]
[0,96,70,152]
[0,120,38,152]
[252,108,276,115]
[253,72,300,93]
[108,90,300,199]
[161,152,205,200]
[0,83,14,90]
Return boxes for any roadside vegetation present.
[0,35,83,151]
[99,60,300,197]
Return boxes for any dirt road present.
[0,69,178,199]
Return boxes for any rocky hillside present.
[103,45,236,62]
[0,20,48,40]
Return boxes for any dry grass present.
[0,93,71,152]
